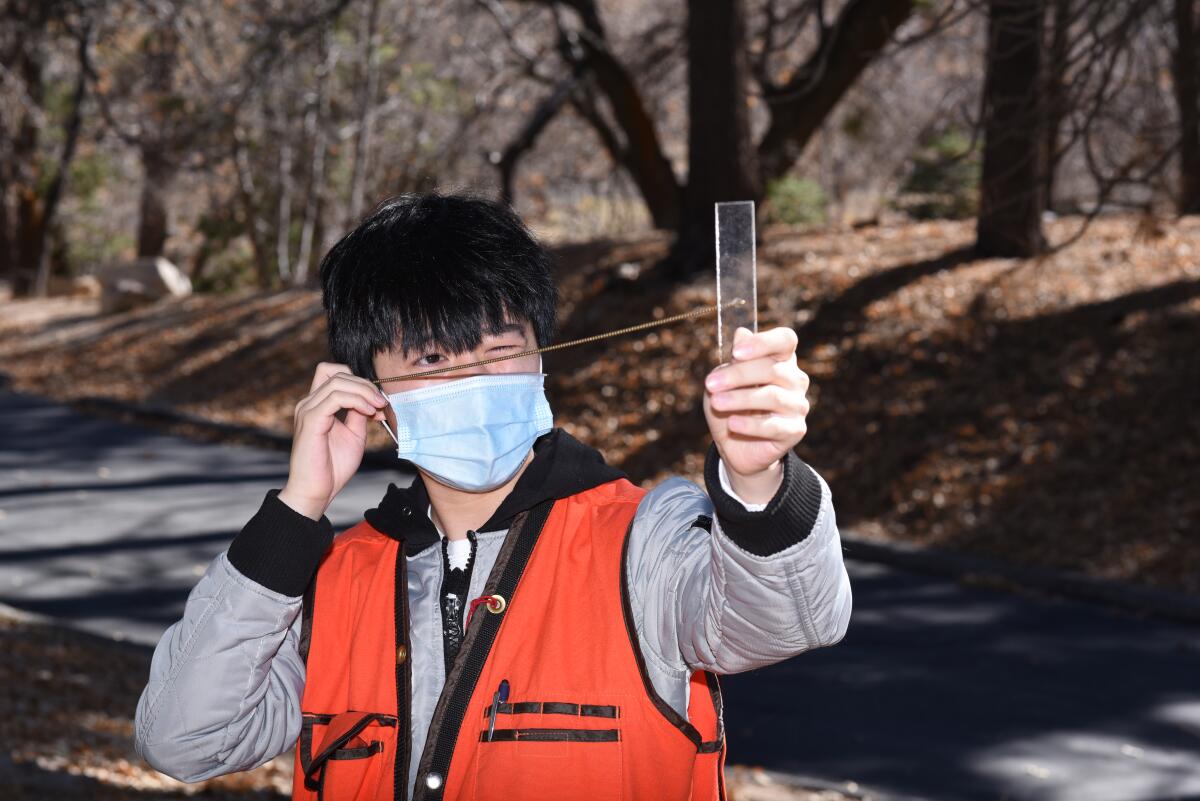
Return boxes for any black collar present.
[363,428,626,555]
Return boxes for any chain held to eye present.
[371,299,747,385]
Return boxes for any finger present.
[706,356,807,392]
[731,326,798,362]
[726,412,807,441]
[299,389,386,428]
[310,363,389,405]
[709,384,808,416]
[341,405,372,442]
[300,375,389,416]
[310,361,353,393]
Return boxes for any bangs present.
[369,274,532,358]
[320,192,557,380]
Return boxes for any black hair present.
[319,191,558,380]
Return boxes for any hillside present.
[2,216,1198,594]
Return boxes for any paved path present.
[2,390,1198,801]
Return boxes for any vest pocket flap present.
[482,700,621,719]
[301,711,396,791]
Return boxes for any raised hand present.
[277,362,389,520]
[702,326,811,505]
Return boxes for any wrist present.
[278,485,329,521]
[723,458,784,505]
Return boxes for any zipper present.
[439,531,477,674]
[415,500,554,800]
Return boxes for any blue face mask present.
[382,369,553,492]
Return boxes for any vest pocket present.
[301,711,396,801]
[472,699,623,801]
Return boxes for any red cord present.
[466,595,499,628]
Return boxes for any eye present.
[415,353,446,366]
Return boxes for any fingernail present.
[733,345,751,359]
[706,375,725,390]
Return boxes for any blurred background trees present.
[0,0,1196,295]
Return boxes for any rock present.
[72,274,101,298]
[97,257,191,314]
[45,274,101,298]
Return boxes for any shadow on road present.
[721,561,1200,800]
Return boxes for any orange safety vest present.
[293,477,727,801]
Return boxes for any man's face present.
[372,317,541,400]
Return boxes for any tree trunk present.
[1041,0,1070,211]
[1174,0,1200,214]
[233,131,275,288]
[347,0,382,225]
[497,73,581,204]
[296,31,336,286]
[137,143,174,258]
[276,104,295,283]
[976,0,1048,258]
[0,179,11,284]
[16,185,43,296]
[570,11,682,230]
[33,22,89,296]
[11,26,45,296]
[672,0,759,276]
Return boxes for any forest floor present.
[2,215,1198,596]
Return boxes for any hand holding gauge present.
[703,201,810,505]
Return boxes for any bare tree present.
[0,0,96,296]
[489,0,922,273]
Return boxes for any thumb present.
[731,326,753,360]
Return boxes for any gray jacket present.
[134,431,851,798]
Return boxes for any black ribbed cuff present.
[703,444,824,557]
[226,489,335,597]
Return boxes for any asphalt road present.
[1,389,1198,801]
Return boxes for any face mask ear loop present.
[379,418,400,447]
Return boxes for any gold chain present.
[372,298,745,385]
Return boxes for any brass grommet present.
[486,595,507,614]
[396,644,408,664]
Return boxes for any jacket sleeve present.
[134,490,333,782]
[625,445,852,676]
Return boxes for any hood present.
[364,428,626,555]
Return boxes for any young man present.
[134,192,852,801]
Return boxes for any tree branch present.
[757,0,917,182]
